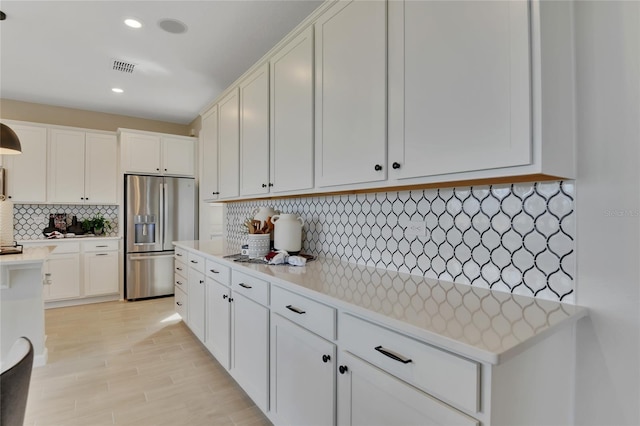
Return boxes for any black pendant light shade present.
[0,123,22,155]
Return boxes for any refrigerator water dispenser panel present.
[134,215,156,245]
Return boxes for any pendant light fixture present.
[0,123,22,155]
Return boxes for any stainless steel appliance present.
[124,174,196,300]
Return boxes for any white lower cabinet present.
[44,253,81,301]
[175,286,187,319]
[174,246,577,426]
[187,269,206,342]
[84,252,119,296]
[231,292,269,412]
[206,278,231,369]
[270,313,336,426]
[42,240,120,302]
[83,240,120,296]
[337,351,478,426]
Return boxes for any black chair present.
[0,337,34,426]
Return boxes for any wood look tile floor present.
[25,298,272,426]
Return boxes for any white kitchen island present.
[0,246,52,367]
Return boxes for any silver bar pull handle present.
[238,283,252,289]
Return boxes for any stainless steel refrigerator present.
[124,174,196,300]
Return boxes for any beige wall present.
[0,98,191,135]
[188,114,203,137]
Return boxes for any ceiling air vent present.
[112,59,136,74]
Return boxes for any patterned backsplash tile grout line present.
[226,181,575,303]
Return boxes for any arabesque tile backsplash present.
[14,204,119,239]
[226,181,575,303]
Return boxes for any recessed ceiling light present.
[112,88,124,94]
[124,18,142,29]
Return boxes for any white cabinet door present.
[270,314,336,426]
[315,0,387,187]
[270,26,314,193]
[162,136,196,176]
[2,124,47,203]
[206,278,231,369]
[337,352,478,426]
[84,252,119,296]
[188,269,206,342]
[47,129,86,203]
[388,0,531,179]
[240,64,270,197]
[231,292,269,412]
[85,133,118,204]
[121,132,162,174]
[200,106,219,201]
[218,89,240,199]
[44,254,81,301]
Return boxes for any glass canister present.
[271,214,304,253]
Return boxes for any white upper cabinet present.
[120,132,161,174]
[200,106,219,201]
[162,136,196,176]
[388,0,531,180]
[314,0,387,188]
[1,122,47,203]
[48,129,85,203]
[270,26,314,194]
[120,130,196,177]
[240,63,270,197]
[218,88,240,199]
[84,133,118,204]
[48,129,117,204]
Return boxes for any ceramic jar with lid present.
[271,214,304,253]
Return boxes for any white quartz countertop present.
[0,246,53,266]
[174,239,588,365]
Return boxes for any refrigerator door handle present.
[159,182,165,248]
[129,254,175,261]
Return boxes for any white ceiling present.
[0,0,324,124]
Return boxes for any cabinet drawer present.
[187,252,205,274]
[175,246,188,261]
[175,286,187,319]
[206,258,230,283]
[174,274,187,293]
[232,270,268,306]
[340,313,480,413]
[174,260,187,278]
[271,285,336,341]
[52,242,80,254]
[83,240,119,252]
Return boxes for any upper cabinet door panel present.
[48,129,86,203]
[2,124,47,203]
[315,0,387,187]
[162,136,196,176]
[240,63,270,197]
[121,132,162,174]
[85,133,118,204]
[270,26,314,193]
[218,89,240,199]
[200,106,219,201]
[388,0,531,179]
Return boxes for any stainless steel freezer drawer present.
[126,252,175,300]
